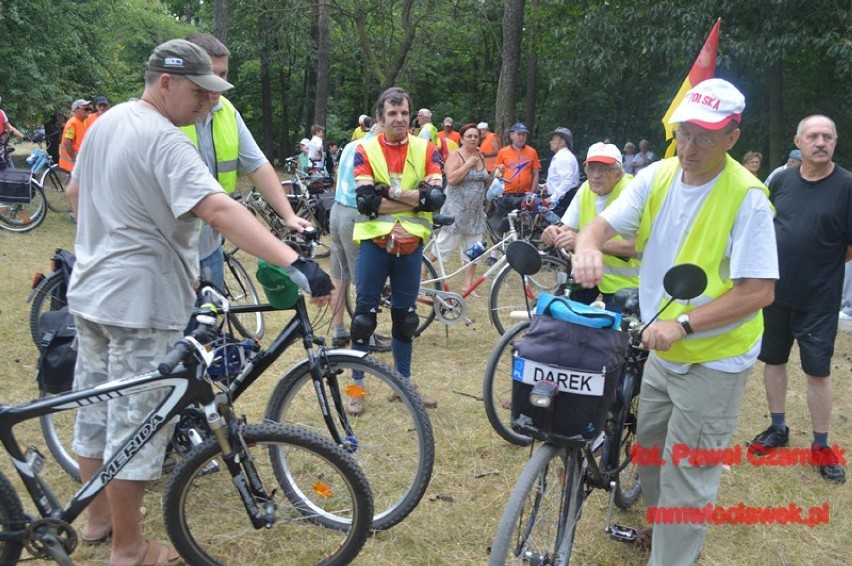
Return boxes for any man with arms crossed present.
[350,87,443,410]
[183,33,311,290]
[573,78,777,565]
[66,39,331,566]
[749,115,850,483]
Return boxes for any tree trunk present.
[767,59,783,169]
[495,0,525,143]
[314,0,331,127]
[213,0,228,44]
[260,53,274,162]
[279,67,290,165]
[524,0,538,134]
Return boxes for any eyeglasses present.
[583,164,616,175]
[673,129,725,149]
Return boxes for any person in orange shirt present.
[477,122,500,172]
[84,96,110,128]
[438,117,460,163]
[58,99,91,172]
[486,122,541,264]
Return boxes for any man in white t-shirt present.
[65,39,332,566]
[543,126,580,217]
[574,78,778,565]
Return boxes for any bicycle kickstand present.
[603,480,638,543]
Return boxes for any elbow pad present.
[416,186,446,212]
[356,185,383,217]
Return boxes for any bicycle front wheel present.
[613,370,641,509]
[482,320,532,446]
[40,168,70,213]
[489,443,585,566]
[264,353,434,531]
[223,253,265,340]
[488,254,567,335]
[0,183,46,233]
[29,271,68,348]
[164,423,372,566]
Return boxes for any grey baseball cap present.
[146,39,233,92]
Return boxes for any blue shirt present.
[335,132,375,208]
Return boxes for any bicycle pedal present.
[608,523,637,543]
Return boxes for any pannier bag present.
[36,308,77,394]
[511,295,629,442]
[0,168,33,204]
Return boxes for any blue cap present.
[509,122,529,134]
[788,149,802,160]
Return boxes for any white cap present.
[669,78,745,131]
[585,142,622,165]
[358,114,368,126]
[477,122,488,130]
[299,138,311,146]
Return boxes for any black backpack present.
[36,308,76,394]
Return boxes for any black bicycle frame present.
[0,362,207,539]
[219,295,362,446]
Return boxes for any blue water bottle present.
[464,241,488,261]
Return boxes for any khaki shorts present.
[435,229,483,264]
[329,202,361,280]
[72,317,181,481]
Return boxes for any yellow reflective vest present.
[180,96,239,193]
[577,174,639,293]
[352,135,434,242]
[636,156,770,364]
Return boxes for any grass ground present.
[0,165,848,564]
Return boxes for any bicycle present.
[343,209,568,340]
[0,292,374,565]
[488,251,707,565]
[39,269,434,531]
[0,164,48,233]
[26,131,70,214]
[27,247,264,348]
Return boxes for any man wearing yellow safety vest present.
[573,79,778,565]
[182,34,311,289]
[541,142,639,310]
[349,87,444,412]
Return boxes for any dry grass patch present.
[0,208,849,565]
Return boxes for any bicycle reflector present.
[529,380,559,408]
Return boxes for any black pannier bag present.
[0,168,33,204]
[36,308,77,394]
[511,310,630,442]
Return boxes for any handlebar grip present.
[158,340,193,376]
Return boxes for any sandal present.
[634,526,652,550]
[81,506,148,546]
[133,539,185,566]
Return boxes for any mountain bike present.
[0,294,374,565]
[488,254,707,565]
[26,131,70,214]
[38,272,433,531]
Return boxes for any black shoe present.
[332,334,350,348]
[367,334,391,353]
[748,425,789,456]
[812,444,846,484]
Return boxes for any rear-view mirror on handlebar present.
[662,263,707,301]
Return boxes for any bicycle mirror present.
[505,240,541,276]
[663,263,707,301]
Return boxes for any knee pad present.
[391,307,419,342]
[350,309,377,345]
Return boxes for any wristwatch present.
[392,187,403,199]
[676,313,694,336]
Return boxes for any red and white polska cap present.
[669,78,746,131]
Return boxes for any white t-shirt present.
[68,101,223,330]
[600,160,778,373]
[546,147,580,201]
[308,135,324,162]
[562,187,609,229]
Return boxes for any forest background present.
[1,0,850,177]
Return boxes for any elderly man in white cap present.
[542,142,638,309]
[543,126,580,217]
[573,78,778,565]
